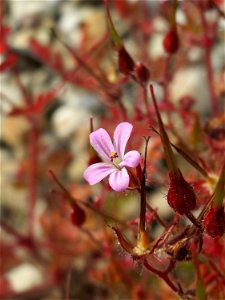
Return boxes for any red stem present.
[143,258,179,294]
[49,170,126,226]
[146,202,167,228]
[205,43,217,115]
[28,124,39,238]
[13,69,33,106]
[199,5,218,115]
[52,29,109,90]
[89,116,94,133]
[143,86,151,119]
[149,84,177,174]
[139,137,150,232]
[118,99,128,120]
[65,268,72,300]
[163,56,171,102]
[0,219,26,240]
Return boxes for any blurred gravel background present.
[1,0,224,299]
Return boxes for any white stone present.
[52,105,88,138]
[6,263,43,292]
[176,9,187,26]
[169,66,210,114]
[148,34,165,59]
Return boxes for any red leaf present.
[30,38,64,72]
[0,26,11,54]
[29,38,50,61]
[9,85,63,116]
[0,53,18,72]
[34,85,63,113]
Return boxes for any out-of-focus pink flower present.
[84,122,140,192]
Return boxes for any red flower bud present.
[203,205,225,237]
[70,203,86,227]
[135,62,150,84]
[167,169,196,214]
[118,46,135,75]
[163,28,179,54]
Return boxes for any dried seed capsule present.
[118,46,135,75]
[203,205,225,237]
[163,28,179,54]
[167,169,196,214]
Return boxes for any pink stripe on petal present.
[90,128,114,161]
[109,168,129,192]
[83,162,114,185]
[119,150,141,168]
[113,122,133,158]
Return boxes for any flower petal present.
[90,128,114,161]
[109,168,129,192]
[119,150,141,168]
[113,122,133,158]
[83,162,114,185]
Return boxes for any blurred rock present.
[169,66,211,114]
[6,263,43,293]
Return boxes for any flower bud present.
[135,62,150,84]
[70,203,86,227]
[163,28,179,54]
[167,169,196,214]
[203,205,225,237]
[118,46,135,75]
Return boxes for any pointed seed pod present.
[70,203,86,227]
[203,205,225,237]
[135,62,150,84]
[163,28,179,54]
[118,46,135,75]
[167,169,196,214]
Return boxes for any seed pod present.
[163,28,179,54]
[118,46,135,75]
[203,205,225,237]
[167,169,196,214]
[70,203,86,227]
[135,62,150,84]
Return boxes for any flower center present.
[110,151,121,169]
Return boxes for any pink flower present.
[84,122,141,192]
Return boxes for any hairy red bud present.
[70,203,86,227]
[163,28,179,54]
[167,169,196,214]
[203,205,225,237]
[135,62,150,84]
[118,46,135,75]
